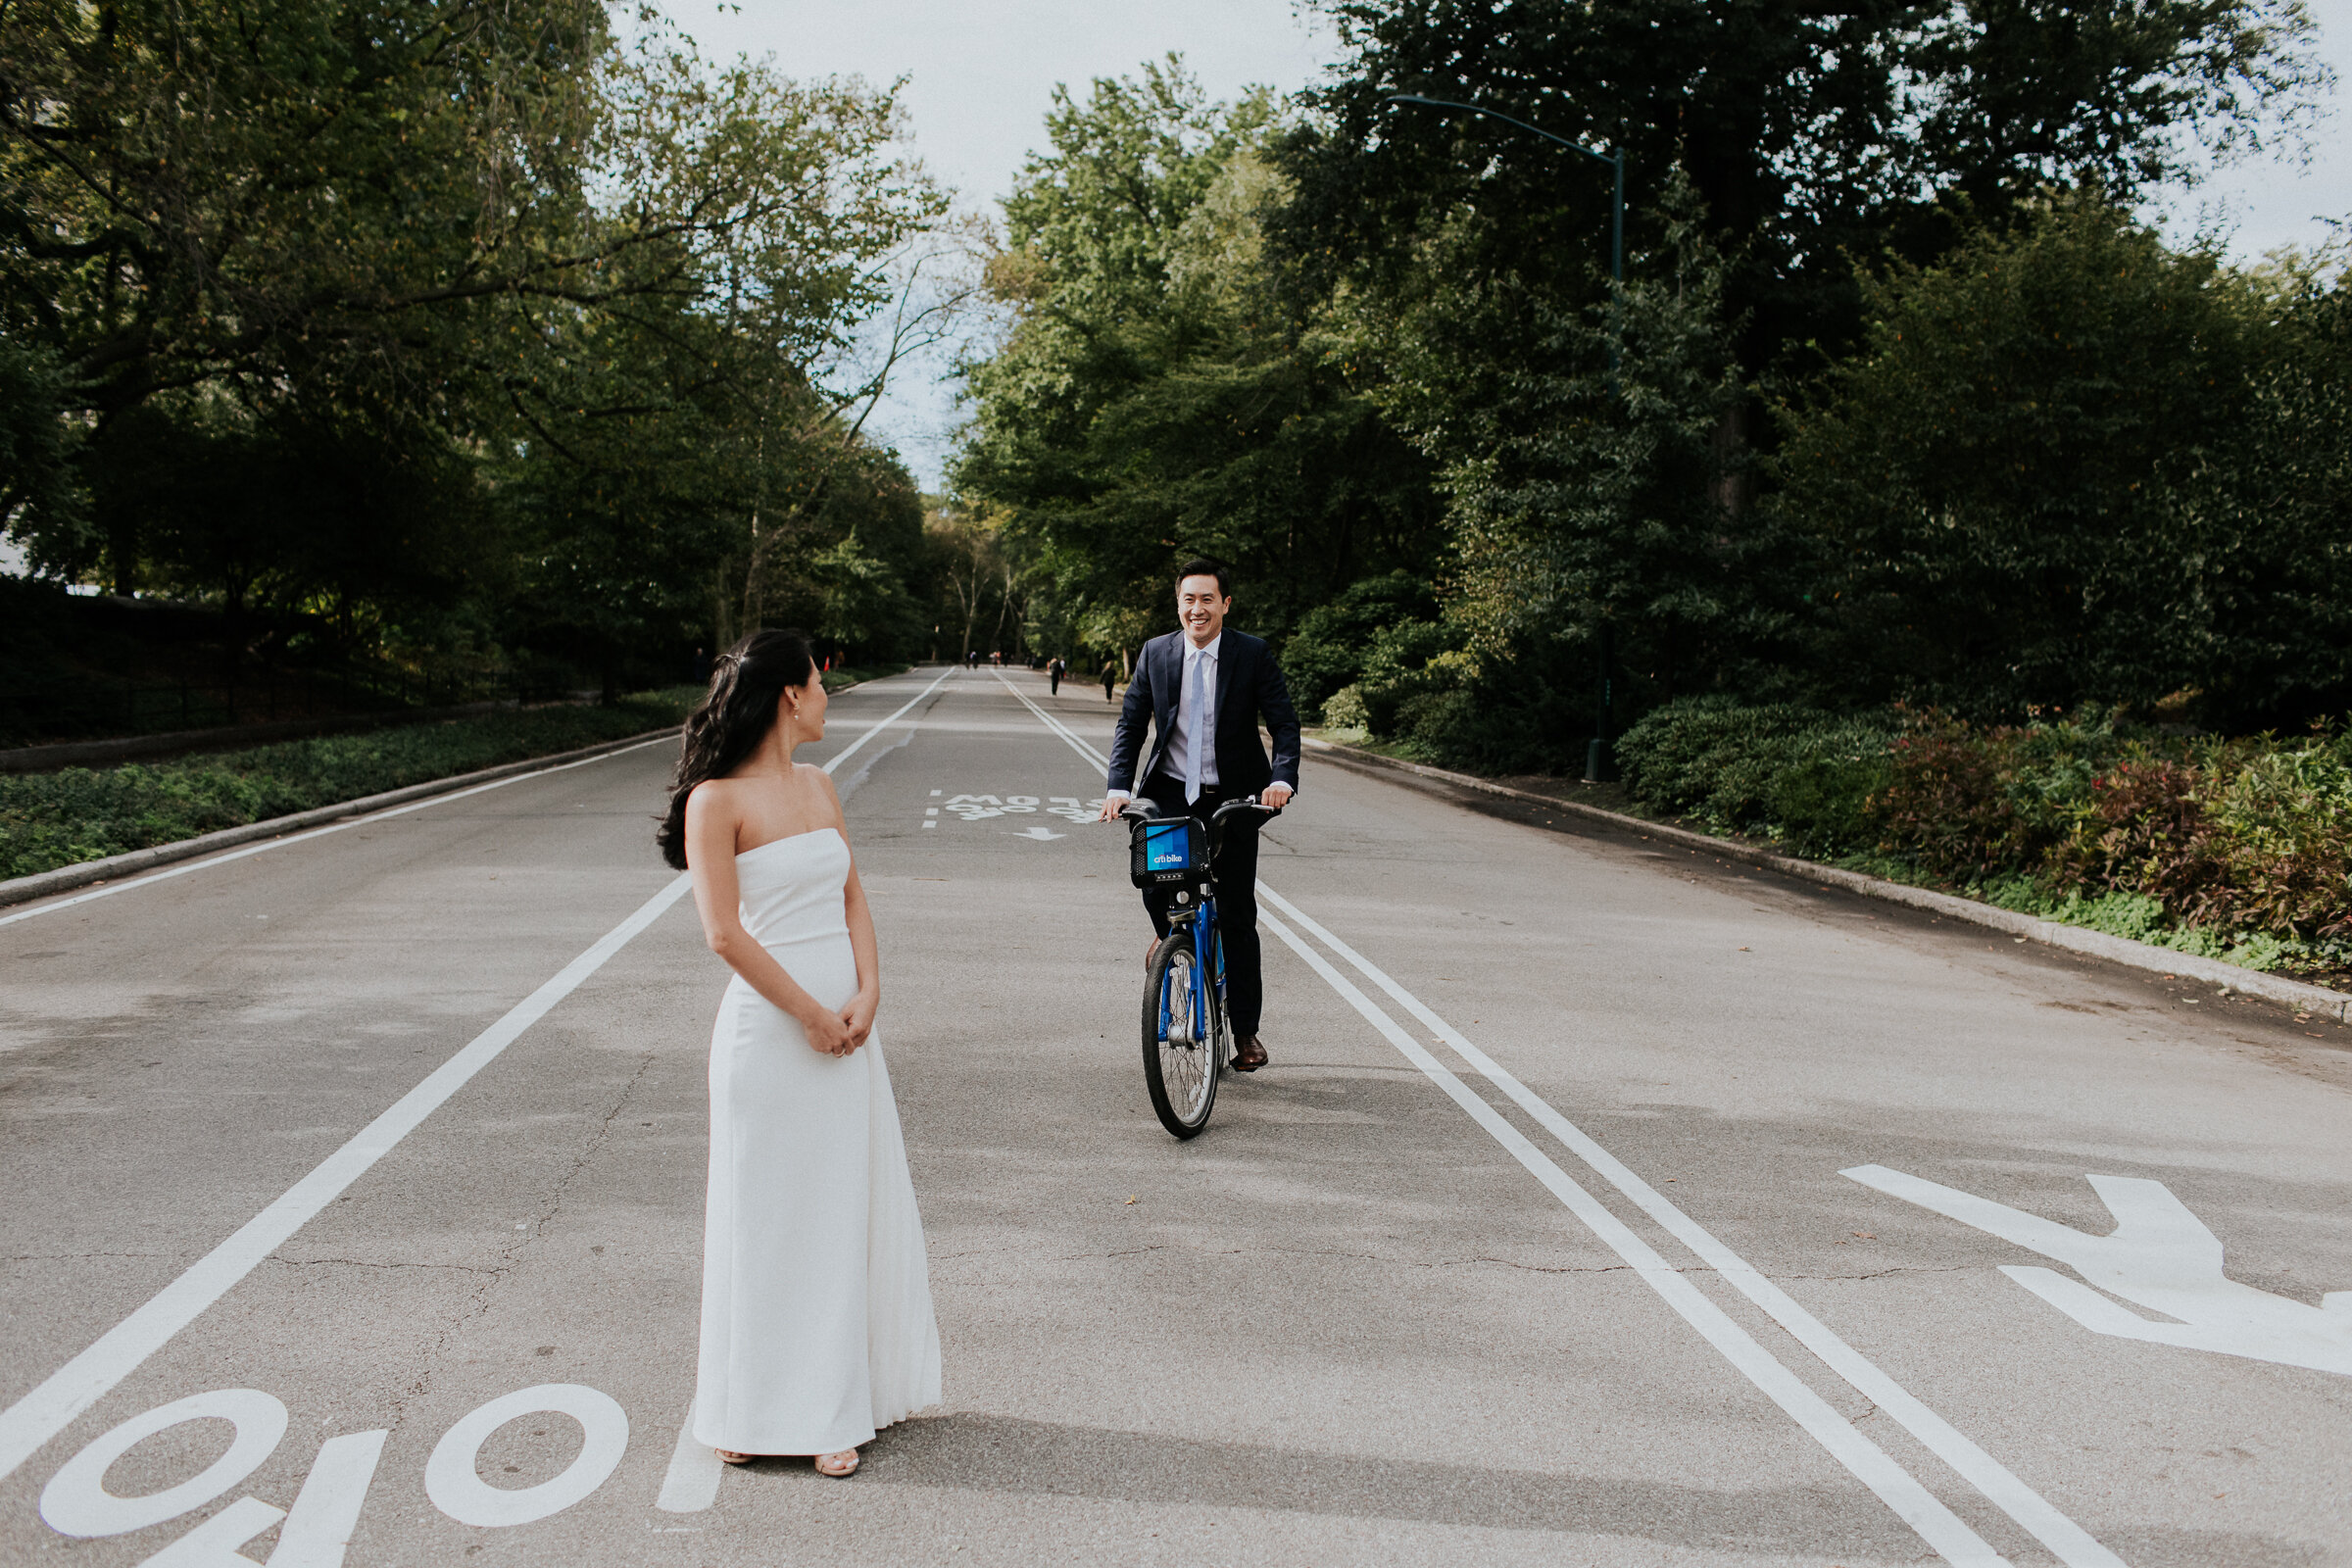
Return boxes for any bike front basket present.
[1129,815,1208,888]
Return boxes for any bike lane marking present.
[988,665,2121,1566]
[1,668,953,1488]
[0,873,693,1486]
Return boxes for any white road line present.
[656,1396,722,1513]
[1254,908,2010,1566]
[0,735,678,929]
[0,873,695,1485]
[1257,887,2127,1568]
[990,672,2124,1564]
[819,666,956,780]
[994,672,1115,777]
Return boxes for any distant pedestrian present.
[991,651,1002,667]
[1100,660,1117,703]
[1048,658,1063,696]
[965,649,979,669]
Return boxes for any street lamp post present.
[1384,95,1622,292]
[1384,93,1626,783]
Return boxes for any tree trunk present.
[107,514,137,598]
[1711,399,1752,521]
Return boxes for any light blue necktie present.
[1183,648,1205,805]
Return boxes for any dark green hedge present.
[2,691,698,881]
[1617,697,2352,978]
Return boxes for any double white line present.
[992,668,2124,1568]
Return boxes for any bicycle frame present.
[1158,893,1226,1048]
[1144,799,1265,1045]
[1125,794,1277,1137]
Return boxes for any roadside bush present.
[1348,619,1462,736]
[1870,711,2129,881]
[1320,684,1371,730]
[0,691,697,881]
[1280,572,1440,718]
[1617,697,1898,852]
[1614,695,2352,977]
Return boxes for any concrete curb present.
[1304,735,2352,1023]
[0,727,681,910]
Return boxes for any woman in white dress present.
[658,629,941,1479]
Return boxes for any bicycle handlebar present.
[1116,795,1281,823]
[1117,795,1282,866]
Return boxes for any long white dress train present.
[692,827,941,1455]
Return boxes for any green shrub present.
[1350,620,1463,735]
[2199,737,2352,936]
[1613,697,2352,977]
[1616,696,1898,850]
[1870,710,2132,881]
[1280,572,1440,717]
[1320,685,1371,730]
[1,691,696,880]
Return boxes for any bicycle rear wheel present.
[1142,933,1220,1138]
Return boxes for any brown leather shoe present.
[1231,1035,1267,1072]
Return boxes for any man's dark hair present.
[1174,557,1232,598]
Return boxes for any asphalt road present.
[4,665,2349,1568]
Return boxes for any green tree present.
[2139,276,2352,725]
[1774,195,2289,718]
[0,334,80,564]
[2,0,946,687]
[1280,0,2322,377]
[1250,0,2326,753]
[1432,179,1798,714]
[953,60,1442,655]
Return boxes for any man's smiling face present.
[1176,573,1229,647]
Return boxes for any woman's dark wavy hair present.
[658,629,817,869]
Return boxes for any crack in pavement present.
[384,1050,662,1428]
[267,1255,509,1277]
[935,1240,1987,1289]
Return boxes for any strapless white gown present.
[691,827,941,1454]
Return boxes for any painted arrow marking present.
[1845,1164,2352,1376]
[1006,826,1065,841]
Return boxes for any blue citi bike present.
[1119,795,1280,1139]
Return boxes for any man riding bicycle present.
[1099,559,1301,1072]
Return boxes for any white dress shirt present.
[1107,632,1220,801]
[1162,634,1220,792]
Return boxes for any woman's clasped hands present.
[801,988,878,1057]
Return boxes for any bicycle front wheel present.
[1142,933,1220,1139]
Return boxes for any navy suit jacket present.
[1106,629,1301,798]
